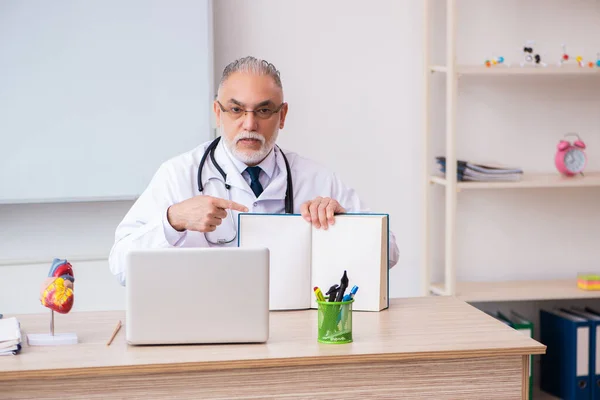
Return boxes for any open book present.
[237,213,389,312]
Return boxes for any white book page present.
[238,214,312,310]
[0,317,20,343]
[310,215,387,311]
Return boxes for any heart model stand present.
[27,258,78,346]
[27,309,78,346]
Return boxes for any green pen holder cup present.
[316,299,354,344]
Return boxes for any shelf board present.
[430,65,448,73]
[430,64,600,76]
[430,172,600,189]
[430,279,600,303]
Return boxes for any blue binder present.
[540,309,591,400]
[565,307,600,400]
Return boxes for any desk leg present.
[522,354,530,400]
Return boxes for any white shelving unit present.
[430,172,600,190]
[431,64,600,76]
[430,279,600,303]
[422,4,600,398]
[421,0,600,303]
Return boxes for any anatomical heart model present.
[27,258,79,346]
[41,258,75,314]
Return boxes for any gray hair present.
[217,56,282,95]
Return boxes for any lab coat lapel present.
[258,147,288,201]
[213,140,254,195]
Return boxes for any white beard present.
[222,127,279,165]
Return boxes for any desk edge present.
[2,345,546,381]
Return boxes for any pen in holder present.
[317,299,354,344]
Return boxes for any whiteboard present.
[0,0,213,203]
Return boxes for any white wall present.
[0,202,130,314]
[214,0,599,294]
[214,0,424,299]
[3,0,599,315]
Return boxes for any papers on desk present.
[0,317,22,355]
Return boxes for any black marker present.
[335,270,349,302]
[326,284,339,302]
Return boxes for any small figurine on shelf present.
[520,40,546,67]
[484,56,507,68]
[26,258,78,346]
[586,53,600,68]
[557,44,570,66]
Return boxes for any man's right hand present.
[167,196,248,232]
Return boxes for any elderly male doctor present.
[109,56,399,285]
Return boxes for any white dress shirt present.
[223,138,277,190]
[108,138,400,285]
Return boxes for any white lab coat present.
[108,139,399,285]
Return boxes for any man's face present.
[214,72,288,166]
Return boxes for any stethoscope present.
[197,136,294,244]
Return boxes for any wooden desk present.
[1,297,545,399]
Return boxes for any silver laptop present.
[125,247,269,345]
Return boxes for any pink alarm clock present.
[555,133,587,176]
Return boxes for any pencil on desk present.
[106,320,122,346]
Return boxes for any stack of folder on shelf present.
[487,310,533,400]
[435,156,523,182]
[540,307,600,400]
[0,317,22,356]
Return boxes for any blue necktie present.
[245,166,263,198]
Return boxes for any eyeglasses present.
[217,101,285,120]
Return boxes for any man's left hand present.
[300,197,346,230]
